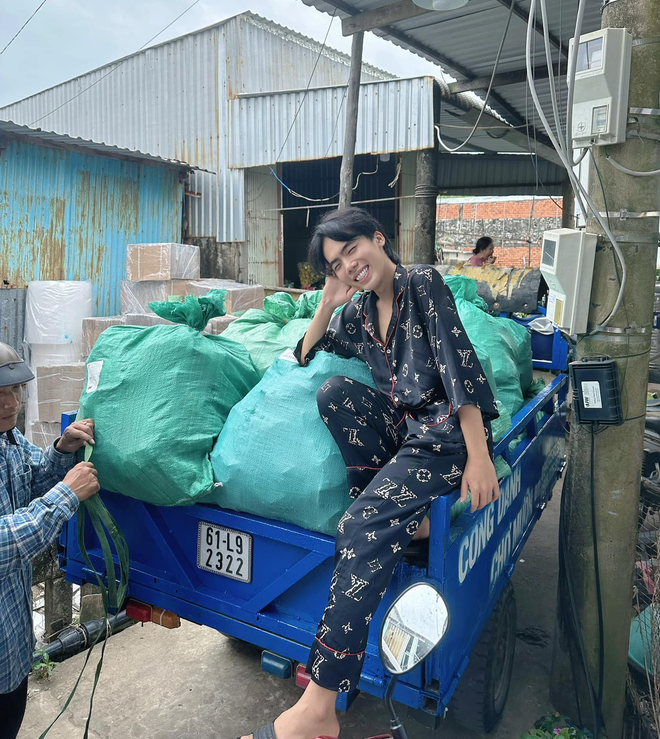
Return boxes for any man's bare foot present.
[412,515,430,541]
[240,682,340,739]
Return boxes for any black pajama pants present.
[305,376,471,693]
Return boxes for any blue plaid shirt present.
[0,428,77,693]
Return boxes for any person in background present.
[468,236,496,267]
[0,342,99,739]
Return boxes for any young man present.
[0,342,99,739]
[239,208,500,739]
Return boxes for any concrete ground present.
[19,478,562,739]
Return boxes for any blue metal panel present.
[0,139,183,315]
[59,375,567,717]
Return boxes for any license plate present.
[197,522,252,583]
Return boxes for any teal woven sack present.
[220,291,324,376]
[206,352,375,534]
[206,350,494,536]
[445,275,533,417]
[79,291,260,506]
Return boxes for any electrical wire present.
[527,0,627,328]
[434,0,517,153]
[28,0,203,127]
[270,157,379,204]
[0,0,49,57]
[274,9,337,164]
[564,0,588,166]
[590,428,606,735]
[605,149,660,177]
[558,458,601,734]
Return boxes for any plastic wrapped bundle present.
[24,281,93,436]
[28,421,60,449]
[126,243,200,281]
[36,363,86,423]
[25,281,93,351]
[78,290,260,506]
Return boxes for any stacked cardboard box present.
[36,364,86,423]
[81,316,125,359]
[126,243,200,281]
[203,315,238,335]
[120,279,264,316]
[124,314,174,327]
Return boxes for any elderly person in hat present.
[0,342,99,739]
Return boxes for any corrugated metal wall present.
[398,152,416,264]
[245,166,280,286]
[0,13,387,246]
[229,77,434,168]
[0,288,26,357]
[0,138,183,315]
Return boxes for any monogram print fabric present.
[295,266,498,692]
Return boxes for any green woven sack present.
[79,291,260,505]
[220,291,323,376]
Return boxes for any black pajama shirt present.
[295,265,498,693]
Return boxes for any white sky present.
[0,0,445,108]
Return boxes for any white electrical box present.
[540,228,597,335]
[570,27,632,148]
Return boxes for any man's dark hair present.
[308,207,400,276]
[473,236,493,255]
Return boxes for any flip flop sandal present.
[236,725,339,739]
[236,722,277,739]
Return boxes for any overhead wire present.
[273,8,337,165]
[0,0,49,57]
[28,0,204,127]
[434,0,517,153]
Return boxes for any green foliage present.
[519,712,593,739]
[31,649,57,680]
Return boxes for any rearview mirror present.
[379,582,449,676]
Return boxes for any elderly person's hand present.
[55,419,95,454]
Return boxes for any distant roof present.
[2,11,390,110]
[0,119,204,170]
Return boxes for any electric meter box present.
[570,27,632,148]
[540,228,597,335]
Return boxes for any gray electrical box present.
[570,27,632,148]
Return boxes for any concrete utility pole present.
[550,4,660,737]
[561,177,576,229]
[338,32,364,210]
[413,148,439,264]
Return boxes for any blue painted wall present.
[0,137,184,315]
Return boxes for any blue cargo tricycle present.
[58,373,567,732]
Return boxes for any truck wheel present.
[450,581,517,733]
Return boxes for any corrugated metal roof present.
[230,76,435,167]
[0,12,388,242]
[301,0,603,142]
[437,153,565,195]
[0,136,184,315]
[0,120,198,170]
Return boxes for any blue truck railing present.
[59,373,568,721]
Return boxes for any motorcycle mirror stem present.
[377,581,450,739]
